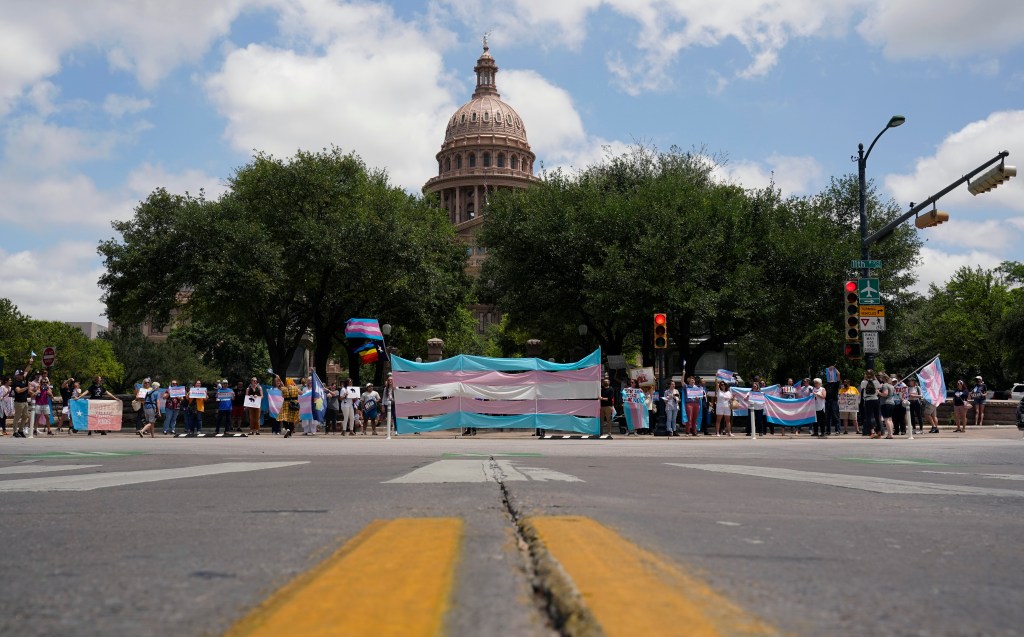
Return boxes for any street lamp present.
[856,115,904,368]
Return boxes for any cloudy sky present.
[2,0,1023,325]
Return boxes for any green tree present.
[99,148,470,385]
[100,327,220,393]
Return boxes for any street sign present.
[858,278,881,305]
[862,331,879,353]
[851,259,882,270]
[42,346,56,367]
[859,305,885,317]
[860,317,886,331]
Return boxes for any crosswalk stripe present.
[225,518,462,637]
[526,516,779,636]
[668,464,1024,497]
[0,462,308,492]
[0,464,100,475]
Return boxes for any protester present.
[232,380,246,432]
[824,365,841,434]
[683,376,701,437]
[163,380,182,435]
[877,372,895,439]
[663,380,680,437]
[715,380,733,437]
[642,385,656,436]
[860,370,881,438]
[971,376,987,427]
[184,379,206,436]
[361,383,380,435]
[278,377,300,438]
[600,378,615,436]
[0,376,12,435]
[215,379,233,434]
[891,375,908,436]
[339,377,356,436]
[325,382,339,434]
[267,375,284,435]
[33,374,55,435]
[923,390,941,434]
[83,375,117,436]
[907,377,924,433]
[11,365,33,438]
[245,377,263,435]
[952,379,969,433]
[748,378,767,436]
[811,378,827,437]
[838,378,859,434]
[138,382,162,437]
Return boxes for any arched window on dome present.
[471,112,477,123]
[456,155,462,169]
[497,153,505,168]
[445,157,451,172]
[506,114,512,125]
[495,112,502,125]
[468,153,476,168]
[461,113,466,124]
[511,155,519,170]
[483,111,489,122]
[483,152,491,168]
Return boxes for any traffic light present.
[844,342,862,359]
[844,280,860,342]
[653,313,668,349]
[915,209,949,229]
[968,163,1016,195]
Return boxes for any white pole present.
[906,407,914,440]
[750,409,757,440]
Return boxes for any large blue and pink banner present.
[393,350,601,434]
[69,399,123,431]
[917,355,947,405]
[763,394,817,427]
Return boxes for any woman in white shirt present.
[663,380,680,437]
[715,381,733,437]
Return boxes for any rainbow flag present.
[345,318,384,341]
[359,347,379,364]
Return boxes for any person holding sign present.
[138,382,162,438]
[715,381,734,437]
[184,379,207,436]
[83,375,118,436]
[339,377,357,436]
[163,380,183,435]
[838,379,860,434]
[683,376,702,437]
[215,380,234,434]
[244,377,263,435]
[361,383,381,436]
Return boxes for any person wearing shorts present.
[971,376,987,427]
[361,383,380,436]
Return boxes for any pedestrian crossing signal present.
[844,281,860,342]
[653,313,668,349]
[845,343,862,359]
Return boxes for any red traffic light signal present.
[844,343,862,359]
[844,281,860,341]
[653,313,668,349]
[845,280,858,294]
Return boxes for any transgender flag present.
[345,318,384,341]
[917,355,947,405]
[763,394,817,427]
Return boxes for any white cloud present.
[714,154,824,196]
[885,110,1024,216]
[3,119,122,170]
[911,246,1005,294]
[204,2,457,191]
[0,173,132,228]
[923,218,1022,253]
[103,94,152,118]
[857,1,1024,59]
[0,243,108,324]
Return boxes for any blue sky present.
[2,0,1022,325]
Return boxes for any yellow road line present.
[525,516,780,637]
[225,518,463,637]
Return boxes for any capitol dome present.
[424,41,539,265]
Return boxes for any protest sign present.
[188,387,208,399]
[168,386,186,399]
[244,394,261,409]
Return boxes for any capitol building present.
[423,41,540,279]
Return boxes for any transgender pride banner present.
[69,399,123,431]
[917,355,947,406]
[621,387,648,431]
[763,394,817,427]
[393,349,601,434]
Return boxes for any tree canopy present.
[99,147,470,382]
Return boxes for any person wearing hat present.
[971,375,988,427]
[138,382,162,438]
[10,358,34,438]
[361,383,380,435]
[215,380,234,434]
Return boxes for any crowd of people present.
[597,367,997,439]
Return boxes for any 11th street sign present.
[851,259,882,270]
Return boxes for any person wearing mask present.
[663,380,680,437]
[215,380,233,435]
[245,377,263,435]
[860,370,882,438]
[163,380,182,435]
[952,379,969,433]
[907,377,924,434]
[877,372,895,439]
[810,378,827,437]
[838,378,859,435]
[138,382,162,437]
[715,380,734,437]
[971,376,988,427]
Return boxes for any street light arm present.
[863,124,892,164]
[865,150,1009,248]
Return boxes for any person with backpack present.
[877,372,895,439]
[137,382,162,438]
[860,369,881,438]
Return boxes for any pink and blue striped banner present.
[763,394,817,427]
[917,355,947,405]
[345,318,384,341]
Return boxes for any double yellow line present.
[226,516,779,636]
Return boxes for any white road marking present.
[385,459,582,484]
[667,464,1024,497]
[0,464,100,475]
[0,462,308,493]
[921,471,1024,481]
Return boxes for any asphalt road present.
[2,429,1022,637]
